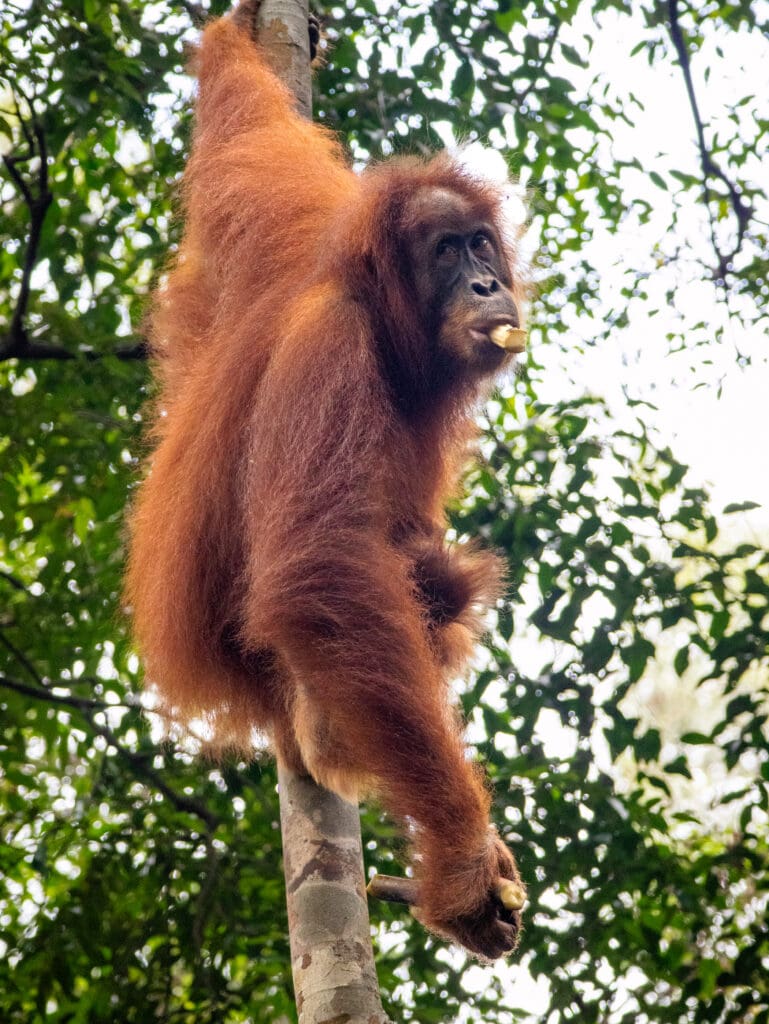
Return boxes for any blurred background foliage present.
[1,0,767,1021]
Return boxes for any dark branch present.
[0,670,109,710]
[0,630,45,686]
[12,82,36,152]
[0,90,150,364]
[667,0,753,280]
[1,92,52,354]
[0,570,28,592]
[91,718,221,831]
[177,0,208,27]
[1,89,53,359]
[3,151,34,207]
[0,669,220,831]
[0,334,148,362]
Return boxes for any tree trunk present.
[279,764,392,1024]
[254,0,313,117]
[251,2,393,1021]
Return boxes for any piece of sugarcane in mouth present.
[489,324,527,352]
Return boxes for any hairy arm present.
[240,306,522,958]
[152,10,353,378]
[177,11,352,302]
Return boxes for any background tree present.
[1,1,767,1022]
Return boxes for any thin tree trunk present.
[279,764,392,1024]
[254,0,313,117]
[251,2,393,1020]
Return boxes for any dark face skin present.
[407,189,520,372]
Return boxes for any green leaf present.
[673,646,690,675]
[621,636,655,683]
[664,755,692,778]
[453,61,475,101]
[723,500,761,513]
[681,732,711,745]
[560,43,588,68]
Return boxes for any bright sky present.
[450,8,769,1018]
[451,12,769,549]
[530,7,769,520]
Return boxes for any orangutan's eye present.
[472,233,493,256]
[436,238,460,261]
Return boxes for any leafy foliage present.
[1,1,767,1022]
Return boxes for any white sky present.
[531,7,769,519]
[452,8,769,1018]
[447,5,769,541]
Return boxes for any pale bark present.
[253,1,393,1021]
[279,764,392,1024]
[254,0,313,117]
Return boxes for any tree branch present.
[91,717,221,831]
[0,670,220,830]
[0,570,28,592]
[0,335,148,362]
[516,20,562,110]
[0,88,150,364]
[0,669,114,710]
[0,630,45,686]
[666,0,753,280]
[1,89,53,360]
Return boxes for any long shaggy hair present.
[126,8,526,960]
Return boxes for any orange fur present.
[126,9,524,959]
